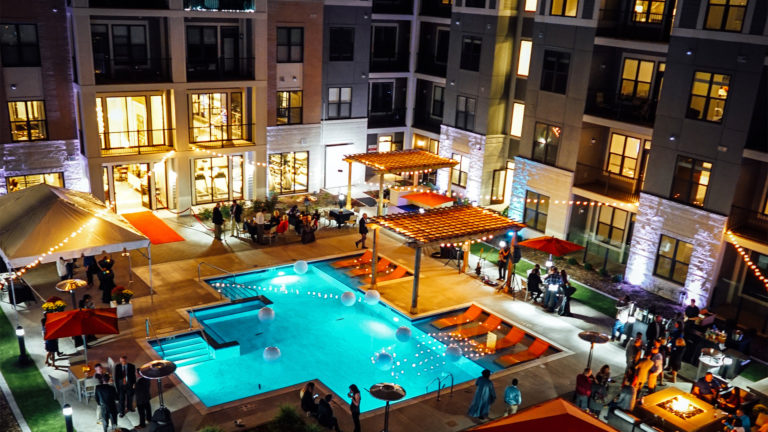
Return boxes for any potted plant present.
[42,296,66,313]
[109,286,134,318]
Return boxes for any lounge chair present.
[347,258,391,277]
[471,327,526,353]
[362,265,407,284]
[451,315,502,339]
[431,304,483,330]
[331,250,373,269]
[494,338,550,368]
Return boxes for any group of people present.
[211,201,320,244]
[299,382,361,432]
[524,265,575,317]
[90,355,153,431]
[467,369,522,420]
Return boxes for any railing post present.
[145,318,150,338]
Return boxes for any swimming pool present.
[154,258,486,412]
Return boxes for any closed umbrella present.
[44,308,119,362]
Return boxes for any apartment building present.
[0,0,87,195]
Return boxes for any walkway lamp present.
[63,404,74,432]
[16,326,32,366]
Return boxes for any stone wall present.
[438,125,487,202]
[0,140,88,195]
[509,156,574,238]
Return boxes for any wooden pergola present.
[370,205,525,314]
[343,150,459,215]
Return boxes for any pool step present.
[220,285,259,300]
[157,340,207,357]
[151,333,214,367]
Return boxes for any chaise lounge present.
[331,250,372,269]
[347,258,392,277]
[430,305,483,330]
[450,315,502,339]
[362,265,407,284]
[471,327,526,353]
[494,338,550,368]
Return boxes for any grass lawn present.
[739,360,768,382]
[0,307,67,432]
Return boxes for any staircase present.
[219,284,259,300]
[150,332,213,367]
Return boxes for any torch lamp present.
[16,326,32,366]
[63,404,74,432]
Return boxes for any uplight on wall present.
[510,103,525,137]
[517,40,532,77]
[524,0,537,12]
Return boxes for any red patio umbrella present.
[44,308,119,362]
[517,236,584,257]
[467,398,618,431]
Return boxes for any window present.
[550,0,578,16]
[620,58,655,100]
[431,86,444,118]
[96,95,168,153]
[633,0,665,23]
[192,156,243,204]
[510,103,525,137]
[277,27,303,63]
[541,50,570,94]
[328,87,352,119]
[595,206,628,246]
[0,24,40,67]
[112,25,147,65]
[455,96,476,131]
[277,91,303,125]
[186,26,219,63]
[460,36,482,71]
[413,134,439,154]
[269,151,308,195]
[654,235,692,284]
[451,153,469,187]
[670,156,712,207]
[189,92,244,143]
[524,0,538,11]
[524,190,548,232]
[372,25,397,61]
[687,71,730,123]
[532,122,560,165]
[378,135,394,152]
[370,82,394,114]
[607,133,641,178]
[6,173,63,192]
[8,101,47,141]
[704,0,748,32]
[435,28,450,65]
[329,27,354,61]
[491,169,507,204]
[517,40,532,77]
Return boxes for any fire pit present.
[639,387,727,432]
[656,396,705,420]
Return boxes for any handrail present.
[426,372,454,401]
[145,318,166,359]
[197,261,242,285]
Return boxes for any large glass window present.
[112,25,147,65]
[540,50,570,94]
[328,87,351,119]
[6,172,63,192]
[231,155,244,200]
[329,27,354,61]
[704,0,748,32]
[277,27,303,63]
[595,206,628,246]
[435,28,450,65]
[524,190,548,232]
[190,92,244,143]
[0,24,40,67]
[431,86,444,118]
[455,96,476,131]
[633,0,666,23]
[655,235,692,284]
[517,40,532,77]
[277,91,303,125]
[269,151,308,195]
[550,0,578,16]
[186,26,218,64]
[96,95,168,153]
[459,36,482,72]
[372,25,397,61]
[510,103,524,137]
[607,133,641,178]
[670,156,712,207]
[532,122,560,166]
[193,156,232,204]
[620,58,655,100]
[8,101,47,141]
[491,169,507,204]
[370,82,394,114]
[687,71,730,123]
[451,153,469,188]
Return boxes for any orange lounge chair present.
[472,327,526,353]
[494,338,550,368]
[362,266,407,284]
[431,305,483,330]
[331,250,372,269]
[347,258,391,277]
[451,315,502,339]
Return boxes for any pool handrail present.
[197,261,244,288]
[426,372,454,401]
[145,318,166,359]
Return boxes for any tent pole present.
[506,232,516,294]
[3,258,18,325]
[346,161,353,210]
[148,245,154,304]
[371,228,378,288]
[377,173,384,217]
[410,246,422,315]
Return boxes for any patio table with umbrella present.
[517,236,585,267]
[44,307,119,362]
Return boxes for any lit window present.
[524,0,537,12]
[632,0,666,23]
[606,133,641,178]
[517,40,532,77]
[451,153,469,187]
[268,151,308,195]
[704,0,748,32]
[620,58,655,100]
[655,235,692,284]
[96,95,168,155]
[510,103,524,137]
[193,156,238,204]
[6,172,63,192]
[532,122,560,166]
[595,206,628,246]
[378,135,394,152]
[277,91,303,125]
[490,168,507,204]
[687,71,730,123]
[550,0,578,17]
[524,190,548,232]
[670,156,712,207]
[8,100,47,141]
[189,92,244,143]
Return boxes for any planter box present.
[110,301,133,318]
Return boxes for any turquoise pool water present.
[159,259,486,412]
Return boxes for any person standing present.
[612,295,632,342]
[95,374,119,432]
[527,265,543,302]
[230,200,243,237]
[99,269,116,304]
[114,355,136,417]
[685,299,700,321]
[212,203,224,241]
[503,378,521,415]
[646,315,665,350]
[255,206,265,243]
[134,374,152,429]
[467,369,496,420]
[83,255,98,286]
[42,315,58,367]
[574,368,593,410]
[57,257,68,281]
[634,353,655,397]
[355,213,369,249]
[98,254,114,271]
[300,382,318,416]
[497,245,510,281]
[625,333,643,369]
[557,269,575,317]
[348,384,361,432]
[668,337,686,383]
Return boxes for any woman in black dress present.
[355,213,368,249]
[668,337,686,383]
[348,384,361,432]
[99,269,116,304]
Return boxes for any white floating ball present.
[374,352,394,371]
[446,345,463,362]
[395,326,412,343]
[263,346,281,362]
[364,289,381,305]
[341,291,356,307]
[258,307,275,323]
[293,260,308,275]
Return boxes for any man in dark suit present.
[646,315,665,350]
[95,374,119,432]
[114,355,136,417]
[134,375,152,429]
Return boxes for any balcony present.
[186,57,255,82]
[94,58,170,85]
[416,57,446,78]
[420,0,451,18]
[368,108,406,129]
[100,129,174,156]
[584,91,656,127]
[372,0,414,15]
[189,125,252,149]
[184,0,255,11]
[89,0,168,8]
[728,206,768,244]
[596,7,672,42]
[573,163,641,203]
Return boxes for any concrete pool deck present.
[3,215,629,432]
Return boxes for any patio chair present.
[83,377,99,403]
[331,250,372,269]
[494,338,550,368]
[362,265,406,284]
[450,315,502,339]
[471,327,526,353]
[49,374,78,403]
[431,305,483,330]
[347,258,392,277]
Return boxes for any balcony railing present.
[184,0,255,11]
[416,58,447,78]
[728,206,768,244]
[368,108,407,129]
[187,57,255,82]
[420,0,452,18]
[596,7,672,42]
[100,129,174,156]
[584,90,656,127]
[89,0,168,8]
[573,162,641,203]
[94,58,170,85]
[189,124,252,148]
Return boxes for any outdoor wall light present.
[685,50,693,56]
[10,84,16,90]
[669,135,677,141]
[16,325,31,366]
[63,404,74,432]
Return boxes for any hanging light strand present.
[726,230,768,291]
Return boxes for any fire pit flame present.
[656,396,705,420]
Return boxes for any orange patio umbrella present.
[517,236,584,257]
[44,308,119,362]
[467,398,618,431]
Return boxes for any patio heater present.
[370,383,405,432]
[139,359,177,432]
[55,279,87,309]
[578,331,610,369]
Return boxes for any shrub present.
[583,262,593,271]
[599,268,609,277]
[269,405,305,432]
[221,205,231,220]
[198,208,213,221]
[198,427,225,432]
[567,258,578,265]
[611,274,624,283]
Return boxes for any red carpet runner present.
[121,211,185,245]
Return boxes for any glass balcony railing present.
[94,57,171,85]
[100,129,174,156]
[728,206,768,244]
[584,90,657,127]
[573,162,641,203]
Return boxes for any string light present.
[726,230,768,291]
